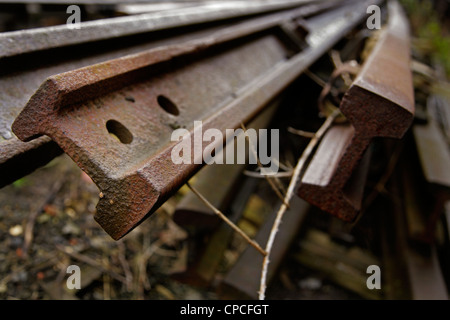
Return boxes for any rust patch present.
[12,3,373,239]
[297,1,415,222]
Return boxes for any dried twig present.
[243,170,292,179]
[0,254,56,292]
[362,141,404,210]
[187,182,266,256]
[303,69,327,88]
[317,61,359,118]
[271,157,292,172]
[23,177,66,258]
[240,122,289,207]
[287,127,316,138]
[55,244,127,284]
[136,234,160,299]
[116,241,133,292]
[52,258,72,299]
[258,109,340,300]
[330,50,353,86]
[272,172,288,196]
[304,69,340,96]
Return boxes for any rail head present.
[297,0,415,222]
[341,0,414,139]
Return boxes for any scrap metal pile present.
[0,0,449,299]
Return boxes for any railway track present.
[1,0,448,300]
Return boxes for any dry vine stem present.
[186,182,266,256]
[258,108,340,300]
[287,127,316,138]
[239,122,289,207]
[243,170,293,178]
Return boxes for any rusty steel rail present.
[0,0,331,58]
[12,1,375,239]
[297,0,415,222]
[0,0,340,188]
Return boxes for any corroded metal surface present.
[13,2,372,239]
[0,1,339,187]
[297,1,415,222]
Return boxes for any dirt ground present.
[0,151,374,300]
[0,154,208,300]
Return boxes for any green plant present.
[400,0,450,77]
